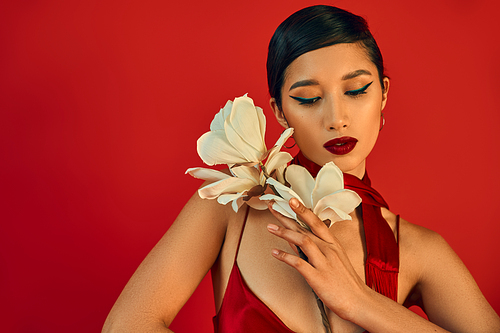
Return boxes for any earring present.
[283,139,296,149]
[379,113,385,131]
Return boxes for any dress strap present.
[396,214,400,244]
[234,205,251,264]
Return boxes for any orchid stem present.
[268,184,280,197]
[260,162,271,179]
[298,248,331,333]
[260,162,281,196]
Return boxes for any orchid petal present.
[198,177,255,199]
[256,106,266,145]
[246,197,268,210]
[264,127,293,168]
[259,172,266,186]
[260,189,311,229]
[217,193,245,213]
[272,201,296,220]
[272,127,294,151]
[265,151,293,175]
[232,197,245,212]
[285,165,315,208]
[311,162,345,207]
[275,164,286,184]
[231,165,260,183]
[185,167,230,182]
[317,207,352,226]
[225,123,263,162]
[265,178,305,206]
[314,190,361,216]
[218,192,244,205]
[226,96,266,156]
[197,130,248,165]
[210,100,233,131]
[259,193,279,201]
[260,194,297,220]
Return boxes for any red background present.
[1,1,499,332]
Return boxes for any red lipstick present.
[323,137,358,155]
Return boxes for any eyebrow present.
[342,69,372,80]
[288,69,373,91]
[289,79,319,91]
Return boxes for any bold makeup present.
[289,80,374,105]
[323,137,358,155]
[289,96,321,105]
[345,81,373,97]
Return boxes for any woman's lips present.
[323,137,358,155]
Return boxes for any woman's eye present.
[345,81,373,97]
[289,96,321,105]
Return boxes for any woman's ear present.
[381,77,390,111]
[270,98,289,129]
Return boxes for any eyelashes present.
[345,81,373,97]
[289,96,321,105]
[289,81,374,105]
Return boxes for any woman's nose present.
[324,98,349,131]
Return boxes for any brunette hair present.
[267,5,386,110]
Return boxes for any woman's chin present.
[330,157,366,178]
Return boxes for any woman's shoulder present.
[381,207,456,282]
[385,209,466,293]
[180,168,247,229]
[389,211,500,330]
[381,207,447,250]
[382,209,460,302]
[398,215,449,255]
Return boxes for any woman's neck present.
[293,151,366,179]
[344,160,366,180]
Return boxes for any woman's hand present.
[266,198,500,333]
[266,198,368,326]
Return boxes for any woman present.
[103,5,500,332]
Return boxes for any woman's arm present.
[266,198,500,333]
[353,227,500,333]
[404,227,500,332]
[102,191,233,332]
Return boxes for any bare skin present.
[103,186,500,332]
[103,43,500,332]
[267,199,500,332]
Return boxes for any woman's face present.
[271,43,389,178]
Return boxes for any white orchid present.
[186,148,292,212]
[186,94,294,212]
[260,162,362,228]
[186,165,266,212]
[197,94,293,167]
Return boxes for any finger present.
[287,241,300,256]
[289,198,335,243]
[267,223,323,265]
[267,201,303,232]
[267,224,303,256]
[271,248,317,278]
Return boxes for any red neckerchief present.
[291,151,399,302]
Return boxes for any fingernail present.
[267,224,278,231]
[290,198,299,209]
[272,249,280,256]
